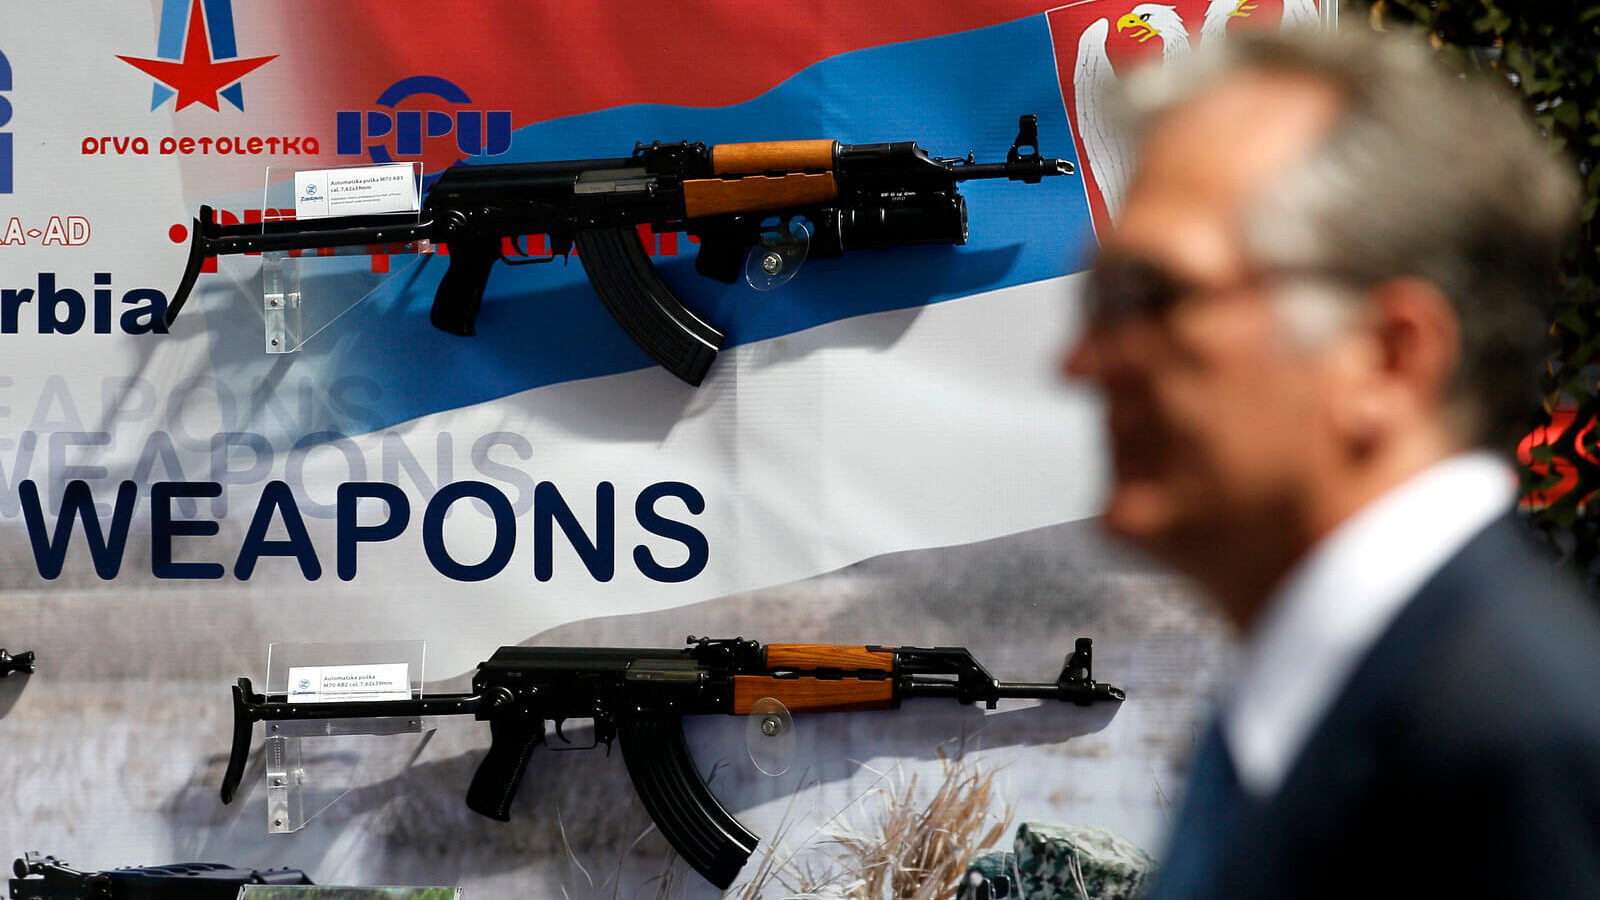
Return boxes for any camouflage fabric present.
[960,823,1152,900]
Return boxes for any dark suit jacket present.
[1155,516,1600,899]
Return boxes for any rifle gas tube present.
[164,115,1074,386]
[9,852,311,900]
[220,636,1122,890]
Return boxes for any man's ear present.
[1369,276,1462,407]
[1322,277,1461,456]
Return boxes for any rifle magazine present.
[573,227,724,386]
[616,715,757,889]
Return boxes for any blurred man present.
[1062,30,1600,898]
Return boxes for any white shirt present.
[1221,451,1518,799]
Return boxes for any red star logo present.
[117,0,276,112]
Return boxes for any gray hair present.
[1120,29,1579,449]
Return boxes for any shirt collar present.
[1221,451,1517,799]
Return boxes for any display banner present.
[0,2,1326,896]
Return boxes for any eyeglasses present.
[1081,253,1367,328]
[1082,255,1211,327]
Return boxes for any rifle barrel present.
[952,160,1074,181]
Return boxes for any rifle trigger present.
[546,717,606,751]
[500,234,557,267]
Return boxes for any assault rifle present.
[9,852,311,900]
[163,115,1074,385]
[221,637,1123,889]
[0,650,33,678]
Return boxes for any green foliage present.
[1348,0,1600,586]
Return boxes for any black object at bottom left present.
[9,852,312,900]
[0,650,34,678]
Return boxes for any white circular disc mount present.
[743,218,811,291]
[745,696,796,776]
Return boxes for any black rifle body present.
[9,852,311,900]
[221,637,1121,890]
[164,115,1073,385]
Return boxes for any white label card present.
[293,164,419,220]
[287,662,412,702]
